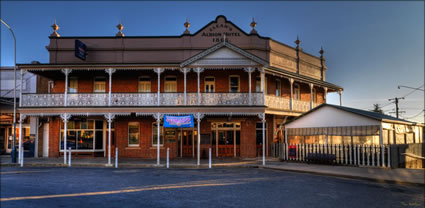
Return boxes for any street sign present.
[75,40,87,60]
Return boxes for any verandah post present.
[60,113,71,165]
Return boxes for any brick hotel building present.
[17,16,343,163]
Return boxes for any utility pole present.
[388,97,405,118]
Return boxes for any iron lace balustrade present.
[22,92,265,107]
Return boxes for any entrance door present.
[205,77,215,93]
[182,130,193,157]
[217,131,234,157]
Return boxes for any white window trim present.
[312,88,317,103]
[128,122,140,147]
[229,75,240,93]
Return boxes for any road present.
[1,167,424,208]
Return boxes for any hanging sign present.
[163,115,194,128]
[75,39,87,60]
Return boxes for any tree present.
[372,104,383,114]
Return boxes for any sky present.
[1,1,424,123]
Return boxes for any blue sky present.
[1,1,424,122]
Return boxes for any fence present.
[271,143,391,168]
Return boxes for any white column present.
[105,68,116,106]
[153,113,163,165]
[61,69,72,107]
[309,83,314,110]
[244,67,254,105]
[195,113,204,166]
[260,69,265,104]
[258,113,266,166]
[60,113,71,165]
[18,114,26,166]
[105,113,115,166]
[19,70,26,107]
[195,67,204,105]
[323,87,328,103]
[180,68,189,105]
[289,78,294,110]
[338,90,342,106]
[154,68,164,106]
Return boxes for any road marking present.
[0,170,48,175]
[0,182,242,202]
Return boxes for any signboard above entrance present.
[164,115,194,128]
[75,40,87,61]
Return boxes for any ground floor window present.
[152,122,164,146]
[60,119,111,151]
[128,122,140,146]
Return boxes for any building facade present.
[17,16,342,162]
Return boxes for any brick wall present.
[48,117,60,157]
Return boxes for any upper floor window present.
[256,77,261,92]
[205,77,215,93]
[68,77,78,93]
[294,83,300,100]
[138,76,151,92]
[94,77,106,93]
[229,76,240,93]
[275,79,281,96]
[164,76,177,92]
[152,122,164,146]
[312,88,317,103]
[128,122,140,147]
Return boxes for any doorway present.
[211,122,240,158]
[181,130,194,157]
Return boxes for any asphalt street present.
[1,167,424,208]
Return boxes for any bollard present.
[68,147,71,167]
[166,148,169,169]
[115,147,118,168]
[209,148,212,169]
[20,144,24,167]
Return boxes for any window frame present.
[68,77,78,93]
[128,122,140,147]
[294,83,301,100]
[138,76,151,93]
[164,76,177,93]
[93,77,106,93]
[228,75,240,93]
[204,76,215,93]
[275,79,281,96]
[312,88,317,103]
[152,122,164,146]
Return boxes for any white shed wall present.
[286,105,381,128]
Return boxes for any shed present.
[284,104,423,145]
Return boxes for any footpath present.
[1,156,423,185]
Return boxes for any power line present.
[404,109,424,119]
[400,84,424,99]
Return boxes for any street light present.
[0,18,17,163]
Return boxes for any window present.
[128,122,140,146]
[294,84,300,100]
[229,76,240,93]
[94,77,106,93]
[152,122,164,146]
[68,78,78,93]
[164,76,177,92]
[275,79,281,96]
[312,88,317,103]
[60,119,108,151]
[204,77,215,93]
[255,76,261,92]
[256,122,267,145]
[138,77,151,92]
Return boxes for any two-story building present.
[17,15,342,164]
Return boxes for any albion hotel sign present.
[201,23,241,42]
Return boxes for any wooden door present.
[182,130,193,157]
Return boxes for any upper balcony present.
[21,92,319,113]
